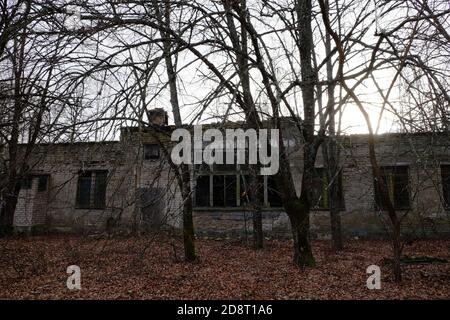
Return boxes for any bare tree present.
[0,1,79,235]
[318,0,450,281]
[151,0,196,261]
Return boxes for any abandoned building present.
[2,111,450,239]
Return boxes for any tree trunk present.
[318,0,402,280]
[295,0,317,263]
[252,210,263,249]
[277,131,315,267]
[0,187,19,237]
[286,195,315,267]
[392,222,402,282]
[181,164,196,262]
[241,170,264,249]
[155,0,196,261]
[236,0,316,264]
[224,0,264,248]
[323,2,343,250]
[0,162,19,237]
[0,30,25,237]
[326,137,343,251]
[369,137,403,282]
[329,200,343,250]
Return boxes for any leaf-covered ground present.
[0,235,449,299]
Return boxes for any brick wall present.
[14,133,183,234]
[13,182,35,228]
[12,128,450,238]
[192,132,450,238]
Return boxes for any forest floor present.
[0,234,449,299]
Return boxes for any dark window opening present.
[93,171,107,208]
[37,175,49,192]
[76,171,107,209]
[143,143,160,160]
[213,175,237,207]
[267,175,283,207]
[374,166,410,210]
[20,176,33,190]
[195,175,210,207]
[76,172,91,209]
[441,165,450,209]
[311,168,344,210]
[213,163,237,172]
[225,175,237,207]
[213,175,224,206]
[193,162,284,209]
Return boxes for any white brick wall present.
[13,181,35,227]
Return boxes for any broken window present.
[441,165,450,208]
[143,143,160,160]
[310,168,344,210]
[76,171,107,209]
[374,166,410,210]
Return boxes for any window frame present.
[193,163,283,209]
[75,170,108,210]
[374,165,410,210]
[310,167,345,211]
[37,174,49,192]
[194,174,211,207]
[143,143,160,160]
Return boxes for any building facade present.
[6,120,450,239]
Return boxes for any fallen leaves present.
[0,235,449,299]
